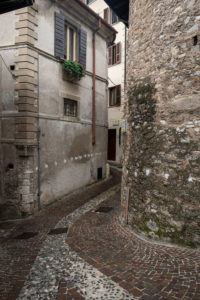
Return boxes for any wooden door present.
[107,129,116,161]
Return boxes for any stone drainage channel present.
[17,184,135,300]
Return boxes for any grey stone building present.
[0,0,116,219]
[108,0,200,248]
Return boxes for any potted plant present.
[62,60,85,81]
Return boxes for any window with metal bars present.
[64,99,77,117]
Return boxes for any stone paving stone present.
[0,170,120,300]
[17,184,134,300]
[66,191,200,299]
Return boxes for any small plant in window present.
[62,60,85,81]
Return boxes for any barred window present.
[64,99,77,117]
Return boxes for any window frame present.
[108,42,121,66]
[64,98,78,118]
[65,23,77,61]
[109,85,121,107]
[111,10,119,25]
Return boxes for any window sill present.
[61,116,79,122]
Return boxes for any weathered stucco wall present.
[122,0,200,247]
[0,0,111,219]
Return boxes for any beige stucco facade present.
[86,0,126,163]
[0,0,115,219]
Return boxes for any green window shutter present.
[55,12,65,60]
[79,29,87,67]
[116,85,121,105]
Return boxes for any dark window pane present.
[111,11,118,24]
[69,28,74,60]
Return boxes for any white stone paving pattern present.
[17,185,136,300]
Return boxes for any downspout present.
[92,18,101,146]
[124,25,127,86]
[37,58,41,211]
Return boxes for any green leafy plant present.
[62,60,85,81]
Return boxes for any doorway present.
[107,129,116,161]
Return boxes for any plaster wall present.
[88,0,126,163]
[0,11,17,46]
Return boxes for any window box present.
[62,60,85,81]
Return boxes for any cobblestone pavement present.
[0,170,120,300]
[66,194,200,300]
[1,168,200,300]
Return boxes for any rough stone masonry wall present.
[122,0,200,247]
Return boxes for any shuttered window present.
[104,8,109,23]
[55,12,87,67]
[108,43,121,66]
[109,85,121,106]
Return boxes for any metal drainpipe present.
[124,25,127,86]
[92,18,101,146]
[37,56,41,211]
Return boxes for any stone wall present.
[122,0,200,247]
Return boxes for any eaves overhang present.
[104,0,129,27]
[0,0,35,14]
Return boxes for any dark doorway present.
[97,167,102,180]
[107,129,116,161]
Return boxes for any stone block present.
[22,194,34,203]
[14,69,35,78]
[19,185,30,195]
[15,132,36,140]
[18,48,38,59]
[18,104,38,113]
[15,55,35,64]
[15,7,36,17]
[15,117,35,125]
[15,83,35,91]
[15,20,35,31]
[171,95,200,112]
[19,14,38,26]
[17,124,37,132]
[18,28,38,40]
[18,90,38,98]
[18,62,38,72]
[15,35,35,45]
[18,76,38,85]
[15,97,35,105]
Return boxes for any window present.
[108,43,121,66]
[64,99,78,117]
[87,0,94,4]
[65,23,76,61]
[111,10,118,24]
[55,13,87,67]
[109,85,121,106]
[103,8,119,24]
